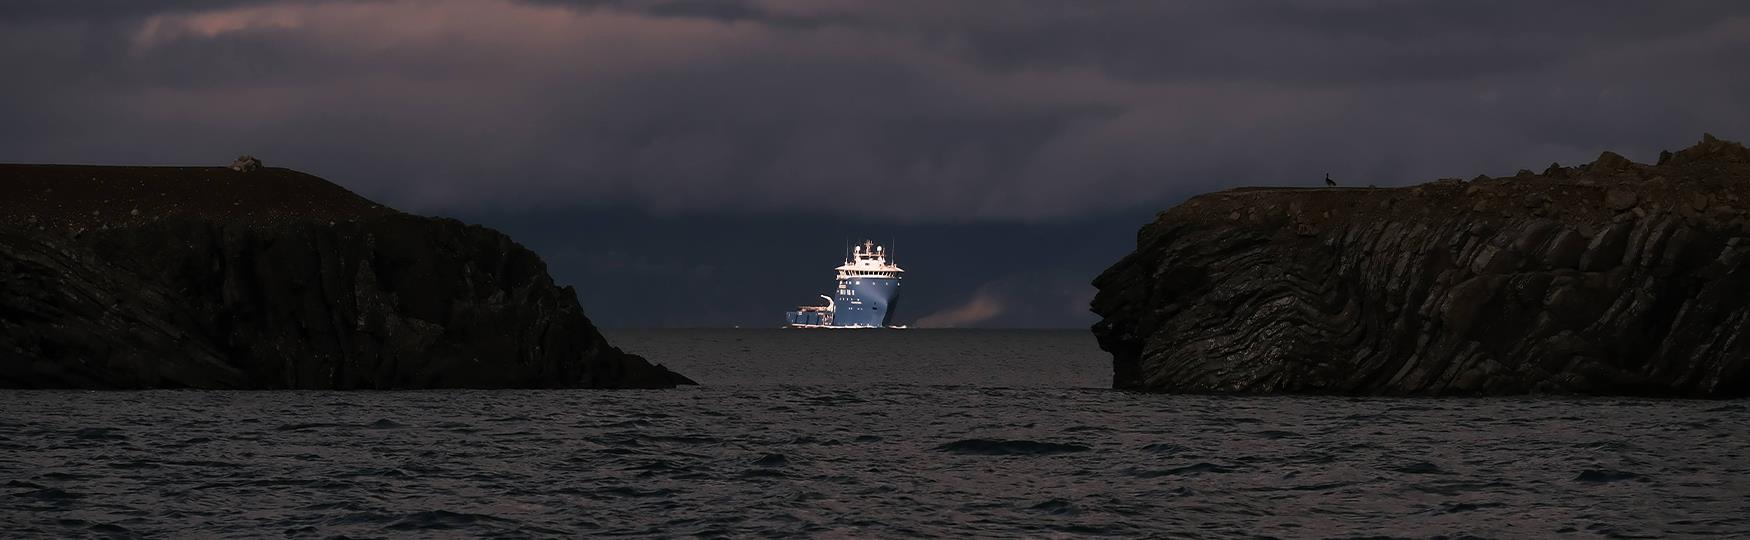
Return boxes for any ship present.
[785,240,904,328]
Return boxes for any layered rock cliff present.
[1092,135,1750,397]
[0,164,692,389]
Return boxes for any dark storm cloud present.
[4,0,1746,221]
[0,1,273,21]
[534,1,1748,87]
[4,1,1746,327]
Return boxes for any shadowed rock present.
[1091,134,1750,397]
[0,164,692,389]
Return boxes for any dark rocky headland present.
[0,162,693,389]
[1092,135,1750,397]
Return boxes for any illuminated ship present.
[784,240,903,328]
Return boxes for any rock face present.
[0,164,692,389]
[1091,135,1750,397]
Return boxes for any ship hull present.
[830,276,899,327]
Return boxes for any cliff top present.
[0,163,400,231]
[1164,134,1750,233]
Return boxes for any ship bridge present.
[836,240,904,280]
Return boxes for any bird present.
[1324,173,1337,187]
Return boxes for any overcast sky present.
[3,1,1747,327]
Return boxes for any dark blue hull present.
[831,276,899,327]
[785,310,829,326]
[784,276,902,327]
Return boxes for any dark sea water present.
[3,329,1748,538]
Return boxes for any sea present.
[3,329,1747,538]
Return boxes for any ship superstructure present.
[785,240,904,328]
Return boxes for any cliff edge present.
[0,164,693,389]
[1091,135,1750,397]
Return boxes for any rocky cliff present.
[0,164,692,389]
[1091,135,1750,397]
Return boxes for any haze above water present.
[3,330,1746,537]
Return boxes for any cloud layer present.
[3,0,1747,221]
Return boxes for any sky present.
[3,0,1747,327]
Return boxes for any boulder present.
[230,155,262,173]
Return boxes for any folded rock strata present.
[1092,134,1750,397]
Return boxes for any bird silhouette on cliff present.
[1324,173,1336,187]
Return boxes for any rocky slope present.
[1091,135,1750,397]
[0,164,692,389]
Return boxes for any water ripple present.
[1,330,1746,537]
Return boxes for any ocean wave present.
[933,438,1091,456]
